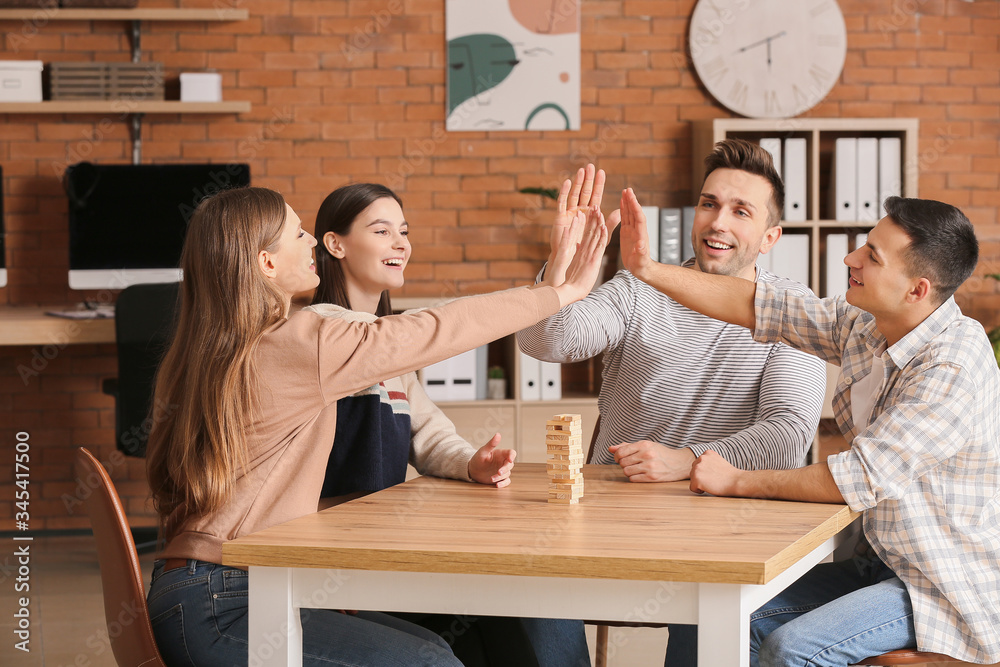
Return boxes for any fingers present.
[577,164,596,209]
[568,167,585,210]
[557,178,572,215]
[590,168,607,211]
[482,433,501,450]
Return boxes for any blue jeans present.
[147,560,462,667]
[520,618,590,667]
[664,558,916,667]
[751,557,916,667]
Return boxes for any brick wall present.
[1,0,998,530]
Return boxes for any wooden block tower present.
[546,414,584,504]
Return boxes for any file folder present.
[642,206,660,262]
[856,138,879,223]
[519,350,542,401]
[760,138,782,176]
[540,361,562,401]
[878,137,902,219]
[659,208,681,265]
[825,233,850,298]
[784,138,807,222]
[766,232,810,287]
[833,138,857,222]
[681,206,696,262]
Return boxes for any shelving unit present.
[0,7,251,162]
[393,297,599,463]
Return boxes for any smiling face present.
[692,168,781,280]
[265,204,319,300]
[323,197,411,307]
[844,216,918,318]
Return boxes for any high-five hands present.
[618,188,654,280]
[548,204,609,309]
[547,164,607,285]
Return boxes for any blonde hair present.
[146,187,287,533]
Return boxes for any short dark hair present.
[884,196,978,303]
[311,183,403,317]
[703,138,785,227]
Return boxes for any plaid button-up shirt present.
[754,282,1000,663]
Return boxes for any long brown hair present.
[146,187,288,532]
[310,183,403,317]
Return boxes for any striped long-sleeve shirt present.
[754,283,1000,663]
[516,266,826,469]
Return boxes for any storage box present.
[0,61,43,103]
[180,72,222,103]
[49,61,164,101]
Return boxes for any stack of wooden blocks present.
[546,414,584,504]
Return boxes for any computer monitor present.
[65,162,251,290]
[0,164,6,288]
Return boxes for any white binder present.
[518,350,542,401]
[825,233,850,298]
[783,138,807,222]
[422,358,451,402]
[681,206,696,261]
[659,208,681,265]
[856,138,879,223]
[641,206,660,262]
[767,232,810,287]
[833,138,857,222]
[878,137,902,219]
[540,361,562,401]
[760,137,782,176]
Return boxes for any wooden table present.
[223,464,859,667]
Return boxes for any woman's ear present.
[258,249,277,279]
[323,231,345,258]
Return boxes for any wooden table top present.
[0,306,115,346]
[222,464,858,585]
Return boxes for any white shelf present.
[0,100,251,114]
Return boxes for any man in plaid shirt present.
[618,190,999,666]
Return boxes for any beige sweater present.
[159,286,559,564]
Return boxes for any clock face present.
[689,0,847,118]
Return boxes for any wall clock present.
[689,0,847,118]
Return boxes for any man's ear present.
[258,249,277,279]
[758,225,783,255]
[324,231,345,258]
[907,276,933,304]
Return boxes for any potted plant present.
[487,366,506,400]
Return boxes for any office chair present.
[77,447,168,667]
[102,282,180,458]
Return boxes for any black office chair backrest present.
[113,282,180,456]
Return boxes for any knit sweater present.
[158,286,560,564]
[304,303,477,497]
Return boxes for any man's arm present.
[690,450,846,504]
[620,187,756,329]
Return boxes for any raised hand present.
[619,188,653,280]
[552,204,609,308]
[548,164,607,284]
[468,434,517,488]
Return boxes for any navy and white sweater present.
[304,303,477,498]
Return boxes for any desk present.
[0,306,115,345]
[223,464,858,667]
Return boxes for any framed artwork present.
[446,0,580,131]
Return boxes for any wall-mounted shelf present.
[0,100,251,114]
[0,8,248,21]
[0,7,251,163]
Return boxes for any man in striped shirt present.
[516,140,827,665]
[619,190,1000,665]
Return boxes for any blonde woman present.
[144,186,606,667]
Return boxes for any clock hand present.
[735,30,787,55]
